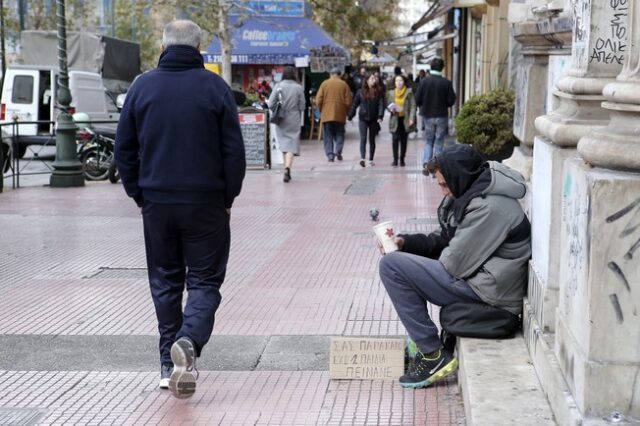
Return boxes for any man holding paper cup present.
[378,144,531,388]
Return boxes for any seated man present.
[379,144,531,388]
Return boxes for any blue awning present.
[204,16,348,65]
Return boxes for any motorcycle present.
[76,127,115,181]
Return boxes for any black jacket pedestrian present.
[115,45,246,209]
[415,74,456,118]
[348,89,384,122]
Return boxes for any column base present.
[578,103,640,171]
[528,262,558,333]
[555,312,640,420]
[523,298,583,425]
[50,171,85,188]
[530,136,577,333]
[534,92,609,146]
[556,158,640,419]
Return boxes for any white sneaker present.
[169,337,198,399]
[159,364,172,389]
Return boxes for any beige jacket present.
[315,76,353,123]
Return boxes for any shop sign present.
[230,1,306,17]
[241,29,297,48]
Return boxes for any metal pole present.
[50,0,84,187]
[17,0,25,31]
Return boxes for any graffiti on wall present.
[605,197,640,323]
[571,0,591,71]
[589,0,628,65]
[561,172,590,314]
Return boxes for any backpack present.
[439,302,521,352]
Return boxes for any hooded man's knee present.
[379,251,404,278]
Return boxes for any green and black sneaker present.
[399,349,458,389]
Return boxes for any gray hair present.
[162,20,202,49]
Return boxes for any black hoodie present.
[399,144,488,257]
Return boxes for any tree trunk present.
[217,0,232,86]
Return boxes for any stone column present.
[555,0,640,420]
[508,13,572,189]
[529,0,628,336]
[579,0,640,169]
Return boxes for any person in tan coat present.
[315,67,353,162]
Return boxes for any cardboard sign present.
[330,337,405,380]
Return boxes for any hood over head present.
[483,161,527,199]
[436,144,485,198]
[449,159,527,222]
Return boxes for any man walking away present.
[379,144,530,388]
[315,67,353,162]
[415,58,456,168]
[115,20,246,399]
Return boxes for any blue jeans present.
[379,252,482,354]
[323,122,345,160]
[422,117,448,164]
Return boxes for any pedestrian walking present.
[114,20,246,399]
[415,57,456,168]
[268,66,305,182]
[386,75,416,167]
[315,67,353,162]
[351,66,367,95]
[348,73,384,167]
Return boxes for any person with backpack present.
[377,144,531,389]
[348,73,384,167]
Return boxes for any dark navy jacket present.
[115,45,246,208]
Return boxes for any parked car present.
[0,66,120,157]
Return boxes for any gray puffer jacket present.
[400,158,531,314]
[440,162,531,314]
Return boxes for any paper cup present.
[373,221,398,254]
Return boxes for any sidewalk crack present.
[250,336,271,371]
[49,372,90,405]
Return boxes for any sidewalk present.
[0,122,465,425]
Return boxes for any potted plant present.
[454,89,519,162]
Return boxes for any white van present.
[0,66,119,155]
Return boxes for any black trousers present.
[142,202,230,365]
[358,120,378,161]
[392,120,408,162]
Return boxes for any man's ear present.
[196,43,201,51]
[161,44,165,52]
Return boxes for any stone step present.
[457,332,556,425]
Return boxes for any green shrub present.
[455,89,519,155]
